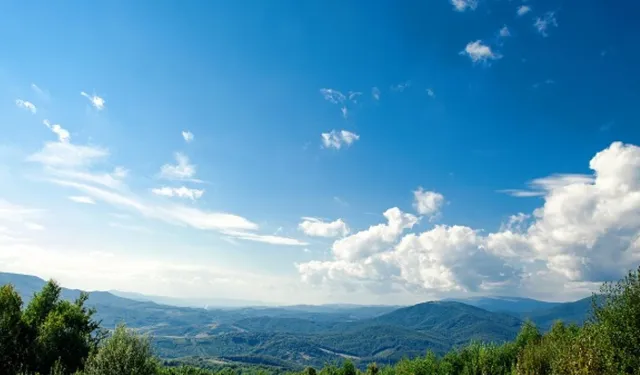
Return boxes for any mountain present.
[109,290,268,309]
[444,296,562,314]
[521,296,596,330]
[0,271,595,369]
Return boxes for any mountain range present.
[0,272,595,369]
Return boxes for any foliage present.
[82,324,159,375]
[0,280,102,375]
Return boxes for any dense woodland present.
[1,267,640,375]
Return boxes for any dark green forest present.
[2,266,640,375]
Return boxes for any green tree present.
[83,324,158,375]
[0,284,28,374]
[591,266,640,374]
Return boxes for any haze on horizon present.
[1,0,640,306]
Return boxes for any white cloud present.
[31,83,43,94]
[391,81,411,92]
[413,188,445,217]
[152,186,204,200]
[80,91,106,110]
[348,91,362,103]
[24,222,45,231]
[0,200,45,234]
[331,207,418,262]
[48,167,127,190]
[68,196,96,204]
[517,5,531,16]
[15,99,37,114]
[221,230,308,246]
[499,174,594,198]
[182,131,194,143]
[532,79,556,89]
[321,130,360,150]
[372,87,381,101]
[499,26,511,37]
[534,12,558,37]
[341,106,348,119]
[159,152,199,181]
[426,88,436,98]
[27,142,108,168]
[451,0,478,12]
[43,120,71,143]
[49,179,307,246]
[298,217,350,238]
[461,41,501,63]
[319,88,346,104]
[297,142,640,300]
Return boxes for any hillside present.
[0,271,594,369]
[445,296,562,313]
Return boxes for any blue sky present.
[1,0,640,305]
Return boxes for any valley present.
[0,272,593,370]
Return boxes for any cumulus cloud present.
[332,207,418,262]
[413,188,445,218]
[182,131,194,143]
[80,91,105,110]
[15,99,37,114]
[534,12,558,37]
[68,196,96,204]
[159,152,199,181]
[426,88,436,98]
[152,186,204,200]
[321,130,360,150]
[297,142,640,300]
[451,0,478,12]
[517,5,531,16]
[298,217,350,238]
[43,120,70,143]
[499,26,511,37]
[461,41,501,63]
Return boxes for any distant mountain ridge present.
[0,271,595,369]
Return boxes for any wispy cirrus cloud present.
[319,88,346,104]
[68,196,96,204]
[27,142,108,168]
[391,81,411,92]
[80,91,106,110]
[321,130,360,150]
[498,173,594,197]
[534,12,558,37]
[532,79,555,89]
[461,41,501,63]
[372,87,381,101]
[152,186,204,200]
[15,99,37,114]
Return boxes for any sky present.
[1,0,640,305]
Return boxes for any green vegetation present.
[2,266,640,374]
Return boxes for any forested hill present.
[0,271,592,369]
